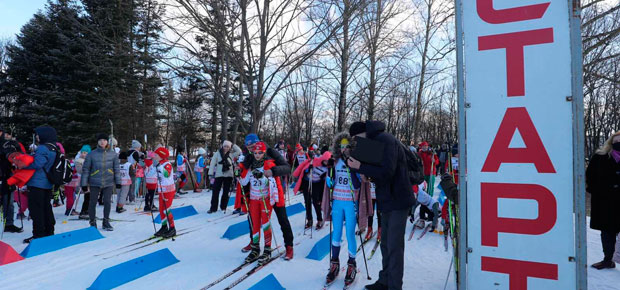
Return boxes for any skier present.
[152,147,177,238]
[116,152,132,213]
[143,152,158,212]
[412,181,440,232]
[322,133,373,287]
[127,140,143,202]
[292,150,331,230]
[176,149,188,194]
[76,145,92,219]
[292,144,309,170]
[64,157,82,216]
[418,141,438,224]
[362,177,380,242]
[238,134,294,260]
[82,133,120,231]
[238,141,282,265]
[194,147,207,192]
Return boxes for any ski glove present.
[441,172,452,182]
[325,176,334,189]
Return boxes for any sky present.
[0,0,48,38]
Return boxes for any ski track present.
[0,181,618,290]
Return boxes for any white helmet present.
[197,148,206,155]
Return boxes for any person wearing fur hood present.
[320,132,373,287]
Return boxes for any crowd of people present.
[1,123,617,289]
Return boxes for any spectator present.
[0,128,25,234]
[347,120,415,290]
[22,126,58,243]
[208,140,242,213]
[586,130,620,269]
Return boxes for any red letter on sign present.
[482,107,556,173]
[477,0,550,24]
[478,28,554,97]
[481,182,557,247]
[481,256,558,290]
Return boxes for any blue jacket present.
[25,126,58,190]
[354,121,415,212]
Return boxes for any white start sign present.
[461,0,581,289]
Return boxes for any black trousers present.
[245,200,295,247]
[80,191,90,215]
[210,177,232,211]
[601,230,619,262]
[28,187,55,238]
[419,204,434,221]
[303,180,323,222]
[145,189,156,209]
[378,208,408,290]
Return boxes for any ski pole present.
[0,205,5,240]
[443,254,454,290]
[263,178,280,256]
[237,173,255,247]
[72,187,82,215]
[16,187,24,228]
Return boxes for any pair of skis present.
[408,218,432,241]
[322,268,361,290]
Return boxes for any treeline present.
[0,0,618,157]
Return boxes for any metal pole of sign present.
[454,0,467,288]
[568,0,587,289]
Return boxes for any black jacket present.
[586,153,620,232]
[354,121,415,212]
[242,147,291,177]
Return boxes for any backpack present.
[44,143,73,186]
[399,142,425,185]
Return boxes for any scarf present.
[219,148,231,171]
[251,158,265,170]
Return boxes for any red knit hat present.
[295,143,303,151]
[154,147,169,159]
[253,141,267,153]
[419,141,429,147]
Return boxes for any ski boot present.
[194,183,202,193]
[79,212,89,220]
[244,244,260,263]
[155,224,169,237]
[116,206,126,213]
[89,219,97,228]
[102,219,114,231]
[325,258,340,286]
[365,226,373,241]
[23,236,35,244]
[162,226,176,238]
[305,220,313,230]
[284,245,294,260]
[344,259,357,288]
[316,220,325,230]
[257,247,272,266]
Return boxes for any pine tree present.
[2,0,101,151]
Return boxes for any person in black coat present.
[586,131,620,270]
[347,120,415,290]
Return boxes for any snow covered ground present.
[0,183,618,290]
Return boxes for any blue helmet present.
[244,133,260,146]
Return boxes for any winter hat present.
[154,147,169,160]
[295,143,303,151]
[131,140,142,149]
[349,121,366,136]
[340,138,350,146]
[253,141,267,153]
[222,140,232,148]
[80,145,91,153]
[197,148,206,155]
[321,145,329,154]
[245,134,260,146]
[55,142,66,154]
[96,133,109,142]
[419,141,429,147]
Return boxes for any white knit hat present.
[132,140,142,149]
[197,148,206,155]
[222,140,232,148]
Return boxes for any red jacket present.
[234,158,285,212]
[419,151,439,176]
